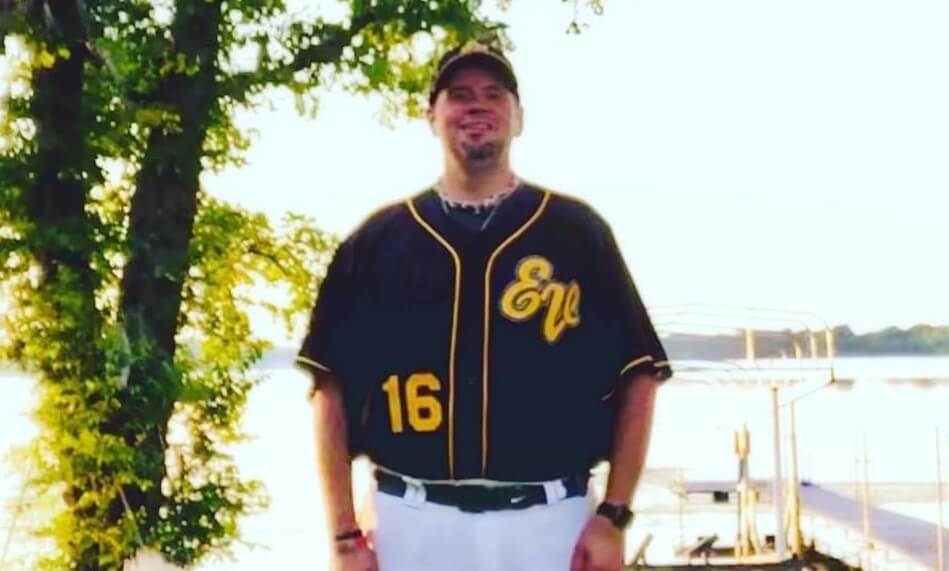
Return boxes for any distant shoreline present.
[5,347,949,375]
[662,325,949,360]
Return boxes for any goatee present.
[464,142,499,165]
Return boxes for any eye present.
[447,88,474,102]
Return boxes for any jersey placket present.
[479,192,550,477]
[452,240,491,479]
[408,188,549,480]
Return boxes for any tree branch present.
[221,12,378,100]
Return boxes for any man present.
[297,41,672,571]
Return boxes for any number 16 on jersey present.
[381,373,444,433]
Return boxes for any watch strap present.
[595,501,634,530]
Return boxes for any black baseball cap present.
[429,41,519,104]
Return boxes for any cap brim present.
[430,53,519,102]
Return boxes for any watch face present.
[597,502,633,530]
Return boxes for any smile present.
[461,121,494,131]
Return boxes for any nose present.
[465,106,489,119]
[464,99,493,117]
[465,92,497,112]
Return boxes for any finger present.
[605,552,624,571]
[586,552,614,571]
[570,544,588,571]
[569,547,580,571]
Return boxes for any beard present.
[462,141,500,166]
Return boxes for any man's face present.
[428,66,523,170]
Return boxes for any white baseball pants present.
[366,487,593,570]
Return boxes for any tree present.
[1,0,505,568]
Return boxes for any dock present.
[678,480,948,569]
[799,483,947,569]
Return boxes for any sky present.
[3,1,948,334]
[0,6,947,563]
[204,0,949,335]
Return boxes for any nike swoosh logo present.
[510,495,527,504]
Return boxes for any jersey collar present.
[410,183,545,253]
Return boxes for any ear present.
[513,103,524,137]
[426,105,437,136]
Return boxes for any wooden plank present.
[799,484,948,568]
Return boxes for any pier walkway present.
[680,480,947,569]
[799,483,947,569]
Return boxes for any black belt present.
[374,470,588,513]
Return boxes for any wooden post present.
[735,424,758,558]
[771,384,786,559]
[862,432,873,570]
[937,426,945,571]
[788,401,804,555]
[677,467,684,550]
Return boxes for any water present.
[2,356,948,568]
[651,356,949,484]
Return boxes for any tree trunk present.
[25,3,106,569]
[112,0,223,553]
[27,1,100,369]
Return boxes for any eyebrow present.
[446,83,505,94]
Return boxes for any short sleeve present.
[595,223,673,382]
[296,238,358,381]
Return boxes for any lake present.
[2,356,948,568]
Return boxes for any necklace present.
[434,175,521,214]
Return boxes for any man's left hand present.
[569,514,625,571]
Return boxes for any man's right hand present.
[331,540,378,571]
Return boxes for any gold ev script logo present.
[499,256,581,343]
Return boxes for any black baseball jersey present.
[297,184,672,482]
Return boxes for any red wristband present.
[334,530,368,554]
[334,529,363,542]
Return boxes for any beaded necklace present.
[434,175,521,231]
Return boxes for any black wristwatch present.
[595,501,634,530]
